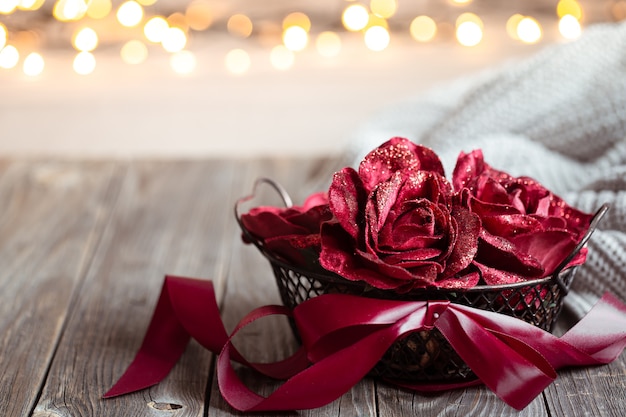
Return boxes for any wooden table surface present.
[1,159,624,417]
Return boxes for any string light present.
[0,44,18,68]
[0,1,607,78]
[23,52,44,76]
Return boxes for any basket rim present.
[234,177,608,294]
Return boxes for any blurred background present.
[0,0,623,158]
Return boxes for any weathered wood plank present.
[377,381,546,416]
[0,160,118,417]
[208,158,377,416]
[31,160,240,417]
[543,353,626,416]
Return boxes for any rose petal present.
[443,206,481,277]
[510,230,582,276]
[359,138,445,192]
[319,222,413,290]
[435,270,481,289]
[473,261,527,286]
[328,167,366,239]
[476,229,545,277]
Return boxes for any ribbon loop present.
[105,276,626,412]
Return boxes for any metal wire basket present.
[235,178,608,384]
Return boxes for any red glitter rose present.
[240,192,331,265]
[319,137,481,291]
[452,149,593,285]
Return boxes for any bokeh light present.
[559,14,581,39]
[86,0,111,19]
[144,16,169,43]
[506,14,524,40]
[23,52,44,76]
[557,0,582,20]
[517,17,542,43]
[0,22,6,50]
[283,12,311,32]
[283,26,308,51]
[73,51,96,74]
[18,0,45,11]
[342,4,369,31]
[161,27,187,53]
[410,15,437,42]
[72,27,98,52]
[1,0,20,14]
[227,14,253,38]
[455,14,483,47]
[270,45,294,70]
[316,31,341,57]
[364,26,390,51]
[370,0,397,19]
[53,0,88,21]
[117,1,143,28]
[0,44,19,68]
[120,39,148,64]
[186,0,213,31]
[170,50,196,74]
[225,48,251,75]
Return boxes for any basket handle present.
[551,202,610,294]
[234,178,293,254]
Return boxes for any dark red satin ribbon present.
[104,275,626,411]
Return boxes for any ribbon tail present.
[435,308,556,410]
[104,276,195,398]
[558,292,626,365]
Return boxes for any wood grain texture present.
[543,354,626,416]
[31,160,239,417]
[0,160,118,417]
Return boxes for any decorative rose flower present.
[452,149,593,285]
[319,137,481,291]
[240,192,331,265]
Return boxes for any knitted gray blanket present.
[344,22,626,319]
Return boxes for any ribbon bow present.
[104,275,626,411]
